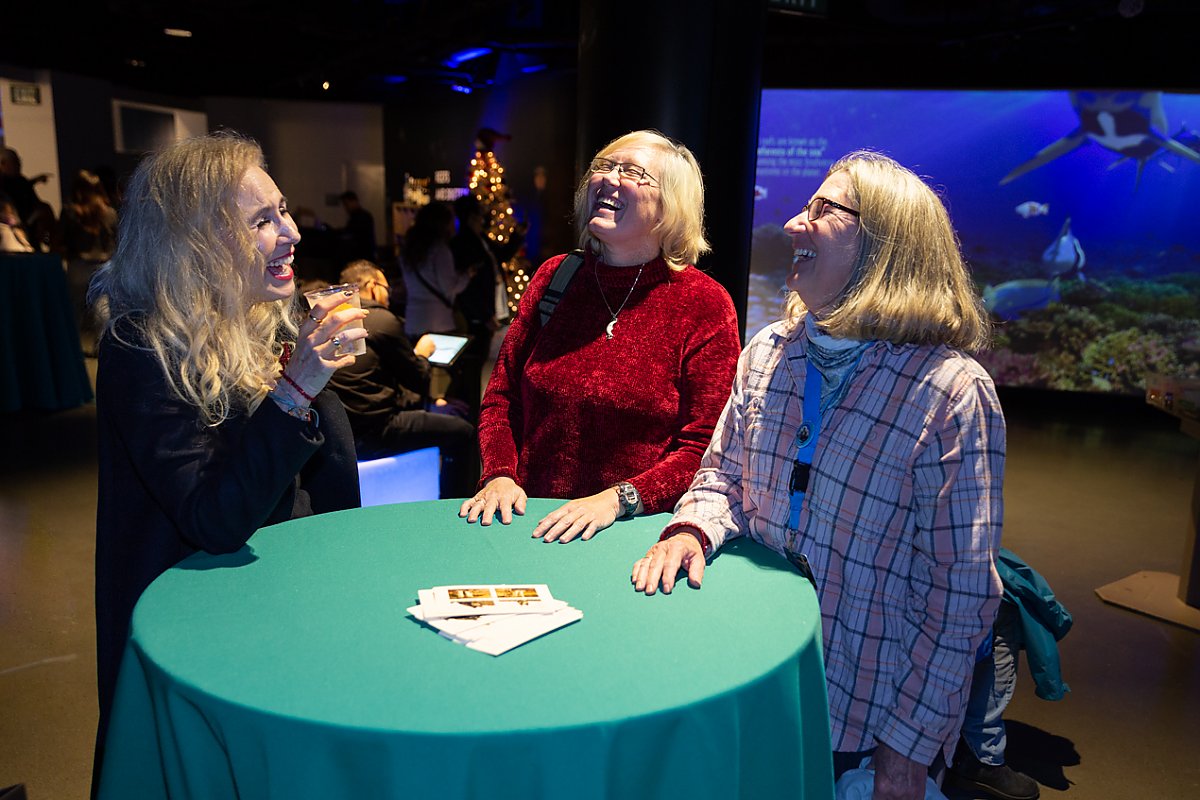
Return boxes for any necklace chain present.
[595,261,644,340]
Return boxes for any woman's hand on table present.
[531,489,621,543]
[459,477,527,525]
[869,742,927,800]
[631,530,706,595]
[281,292,368,399]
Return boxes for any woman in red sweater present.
[459,129,741,542]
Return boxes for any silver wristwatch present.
[614,481,641,518]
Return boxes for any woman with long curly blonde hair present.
[88,132,366,782]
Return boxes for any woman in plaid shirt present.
[633,151,1005,800]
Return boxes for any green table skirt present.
[99,500,834,799]
[0,253,92,413]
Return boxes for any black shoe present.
[947,752,1039,800]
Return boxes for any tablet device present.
[425,333,471,367]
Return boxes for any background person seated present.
[326,260,478,498]
[0,193,34,253]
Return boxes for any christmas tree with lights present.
[466,128,530,316]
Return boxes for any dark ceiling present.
[3,1,1190,101]
[6,0,580,101]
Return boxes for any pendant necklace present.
[595,261,644,340]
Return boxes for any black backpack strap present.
[538,249,586,327]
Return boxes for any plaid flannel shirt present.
[667,319,1005,766]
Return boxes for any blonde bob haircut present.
[786,150,991,352]
[573,129,709,270]
[89,131,296,425]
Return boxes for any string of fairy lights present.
[467,149,530,314]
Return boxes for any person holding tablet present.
[327,260,477,498]
[460,129,741,542]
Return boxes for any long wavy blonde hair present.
[90,132,297,425]
[573,129,709,270]
[786,150,990,352]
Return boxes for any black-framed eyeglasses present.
[802,197,860,222]
[589,157,657,186]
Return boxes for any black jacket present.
[450,229,522,323]
[93,324,359,753]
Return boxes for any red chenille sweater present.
[478,250,741,513]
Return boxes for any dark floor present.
[2,367,1199,798]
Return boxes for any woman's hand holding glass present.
[459,476,528,525]
[280,292,368,401]
[631,530,706,595]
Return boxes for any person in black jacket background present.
[449,194,523,420]
[326,260,477,498]
[87,132,364,790]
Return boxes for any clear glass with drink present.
[303,283,367,356]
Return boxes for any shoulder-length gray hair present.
[787,150,990,352]
[573,129,709,270]
[89,131,296,424]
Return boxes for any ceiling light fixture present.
[446,47,492,67]
[163,28,193,38]
[321,81,331,91]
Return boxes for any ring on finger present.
[331,335,342,350]
[308,313,323,324]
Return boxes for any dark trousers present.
[357,410,478,499]
[448,320,494,422]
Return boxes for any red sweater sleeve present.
[625,282,740,513]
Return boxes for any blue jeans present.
[960,602,1020,766]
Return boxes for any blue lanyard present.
[788,363,824,530]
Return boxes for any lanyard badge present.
[788,363,823,530]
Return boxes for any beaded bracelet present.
[268,389,320,427]
[279,371,315,402]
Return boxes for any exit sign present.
[10,84,41,106]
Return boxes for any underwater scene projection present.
[748,89,1200,395]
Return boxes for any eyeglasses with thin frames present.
[589,157,658,186]
[802,197,860,222]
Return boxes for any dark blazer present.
[93,323,359,766]
[450,228,522,323]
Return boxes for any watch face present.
[618,483,638,514]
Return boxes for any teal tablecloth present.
[0,252,92,412]
[99,499,833,799]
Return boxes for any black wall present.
[383,71,578,268]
